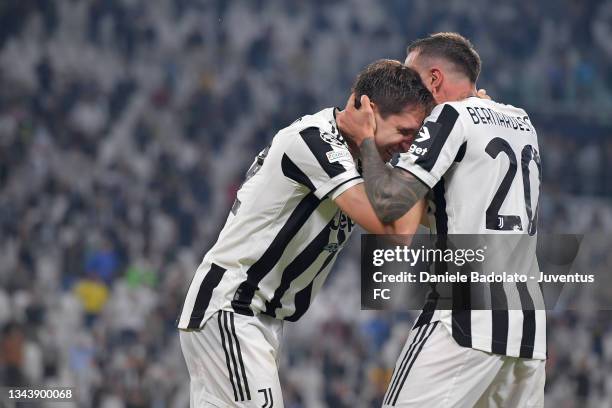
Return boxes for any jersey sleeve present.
[395,104,466,188]
[283,126,363,200]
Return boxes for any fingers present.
[345,93,374,111]
[344,93,374,114]
[477,88,491,100]
[345,93,356,111]
[360,95,373,112]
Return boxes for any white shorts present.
[179,310,284,408]
[383,321,545,408]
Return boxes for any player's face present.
[374,105,426,162]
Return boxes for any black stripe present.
[432,179,448,235]
[218,312,239,401]
[299,127,346,178]
[414,294,437,328]
[454,141,467,162]
[229,313,251,400]
[269,388,274,407]
[412,179,447,328]
[384,325,424,405]
[176,264,198,326]
[223,311,244,401]
[391,322,438,406]
[282,153,316,191]
[231,193,321,315]
[519,310,536,359]
[451,254,472,347]
[517,282,536,358]
[490,283,509,355]
[451,310,472,348]
[521,145,542,236]
[415,104,460,171]
[446,196,471,347]
[451,248,472,346]
[264,219,334,317]
[284,251,337,322]
[385,325,426,405]
[186,264,227,329]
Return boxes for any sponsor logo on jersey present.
[331,211,355,232]
[415,126,431,142]
[324,211,354,253]
[326,149,352,163]
[410,121,441,157]
[408,144,428,156]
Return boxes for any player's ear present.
[430,68,443,90]
[428,67,444,98]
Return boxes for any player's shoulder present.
[279,107,348,148]
[425,100,465,122]
[285,107,337,133]
[465,97,530,117]
[490,99,530,118]
[423,102,464,133]
[434,97,528,115]
[429,98,531,128]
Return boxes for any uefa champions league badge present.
[320,124,346,147]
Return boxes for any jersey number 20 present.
[485,138,541,235]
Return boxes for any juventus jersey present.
[178,108,362,330]
[396,97,546,360]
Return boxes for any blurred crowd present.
[0,0,611,407]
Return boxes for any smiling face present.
[373,104,427,161]
[345,59,434,160]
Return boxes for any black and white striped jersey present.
[395,97,546,360]
[178,108,362,330]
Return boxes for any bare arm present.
[336,94,430,223]
[338,90,489,224]
[334,183,424,235]
[360,138,429,223]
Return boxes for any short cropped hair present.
[352,59,435,117]
[407,32,481,83]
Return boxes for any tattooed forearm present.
[360,139,429,223]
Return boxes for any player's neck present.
[437,83,477,103]
[335,108,360,159]
[345,138,360,159]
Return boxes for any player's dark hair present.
[352,59,435,118]
[407,32,481,83]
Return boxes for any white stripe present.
[251,200,331,315]
[533,309,547,359]
[505,310,525,357]
[470,310,493,352]
[178,107,360,326]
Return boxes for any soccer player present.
[338,33,545,407]
[177,60,434,408]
